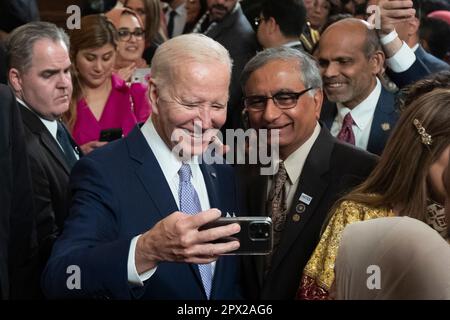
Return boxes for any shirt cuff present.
[386,41,416,73]
[127,235,157,286]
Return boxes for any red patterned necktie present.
[337,112,355,145]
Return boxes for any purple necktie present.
[337,112,356,145]
[178,163,213,299]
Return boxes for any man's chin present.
[210,10,227,22]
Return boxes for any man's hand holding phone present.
[134,209,241,274]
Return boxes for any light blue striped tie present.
[178,163,213,299]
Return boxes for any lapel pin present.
[299,193,312,205]
[211,172,217,178]
[381,123,390,131]
[292,213,301,222]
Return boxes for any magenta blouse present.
[72,73,151,146]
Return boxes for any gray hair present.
[240,47,322,95]
[151,33,233,87]
[6,21,70,74]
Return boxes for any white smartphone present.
[131,68,151,84]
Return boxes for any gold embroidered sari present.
[296,200,395,300]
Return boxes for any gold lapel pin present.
[381,123,390,131]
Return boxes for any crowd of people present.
[0,0,449,300]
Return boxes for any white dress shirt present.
[382,31,416,73]
[267,122,321,208]
[127,118,215,286]
[330,78,382,151]
[283,40,303,49]
[165,3,187,37]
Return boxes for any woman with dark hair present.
[106,8,148,81]
[124,0,167,64]
[297,71,450,300]
[65,14,151,154]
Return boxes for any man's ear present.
[267,17,278,35]
[8,68,23,94]
[148,79,160,116]
[370,50,385,75]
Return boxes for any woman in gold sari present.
[296,71,450,300]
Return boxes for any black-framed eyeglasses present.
[243,88,314,111]
[117,28,145,41]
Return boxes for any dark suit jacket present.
[0,85,35,299]
[239,125,378,299]
[204,4,258,130]
[42,127,243,299]
[320,87,398,155]
[415,45,450,74]
[0,0,40,33]
[19,103,76,296]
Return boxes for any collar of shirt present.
[336,78,381,132]
[283,40,303,49]
[411,43,420,52]
[16,97,58,140]
[283,122,321,186]
[166,2,186,18]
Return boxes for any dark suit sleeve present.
[41,156,136,299]
[0,84,36,299]
[387,57,431,89]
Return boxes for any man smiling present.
[43,34,243,300]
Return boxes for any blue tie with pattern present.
[178,163,213,299]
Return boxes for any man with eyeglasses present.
[42,34,244,300]
[238,47,378,299]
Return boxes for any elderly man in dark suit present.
[195,0,258,130]
[0,84,36,299]
[5,22,80,297]
[238,47,378,299]
[43,34,243,300]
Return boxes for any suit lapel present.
[367,88,396,155]
[319,100,337,130]
[126,128,179,220]
[199,164,220,210]
[19,104,70,174]
[268,127,334,274]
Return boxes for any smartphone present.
[131,68,151,84]
[200,217,273,255]
[99,128,123,142]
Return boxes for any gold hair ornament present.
[413,118,433,146]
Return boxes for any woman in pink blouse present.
[65,14,151,154]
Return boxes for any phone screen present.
[131,68,151,84]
